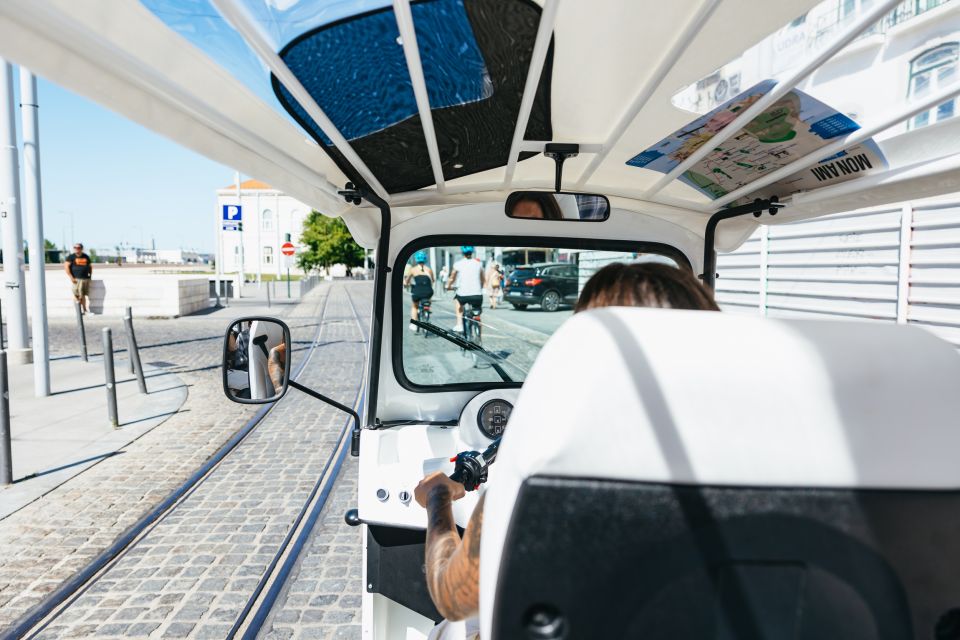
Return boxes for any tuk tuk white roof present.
[2,0,959,250]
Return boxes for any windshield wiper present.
[410,319,515,383]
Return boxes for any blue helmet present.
[414,250,428,264]
[461,245,475,255]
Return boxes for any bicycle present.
[417,298,432,338]
[462,301,484,367]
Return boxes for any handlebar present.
[449,438,501,491]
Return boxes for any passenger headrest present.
[480,308,960,638]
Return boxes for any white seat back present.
[480,308,960,638]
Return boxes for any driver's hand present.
[415,471,465,508]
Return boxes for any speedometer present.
[477,399,513,438]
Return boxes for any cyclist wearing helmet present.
[446,245,485,331]
[404,250,435,330]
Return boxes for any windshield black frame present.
[391,234,691,393]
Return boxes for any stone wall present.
[14,268,214,318]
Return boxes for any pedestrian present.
[65,242,93,314]
[438,265,449,297]
[486,263,503,309]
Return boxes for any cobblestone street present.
[0,282,370,638]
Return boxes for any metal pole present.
[19,69,49,396]
[235,171,244,298]
[0,298,4,348]
[0,62,31,365]
[287,269,291,299]
[124,306,134,373]
[0,351,10,484]
[266,279,271,308]
[102,328,118,429]
[123,308,147,394]
[74,300,87,362]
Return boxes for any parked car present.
[503,262,578,311]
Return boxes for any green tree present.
[297,211,364,272]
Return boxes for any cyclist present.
[446,246,485,332]
[404,250,435,331]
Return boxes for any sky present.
[9,76,235,254]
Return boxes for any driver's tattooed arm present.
[415,473,483,621]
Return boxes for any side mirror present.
[222,317,291,404]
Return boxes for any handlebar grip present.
[449,437,501,491]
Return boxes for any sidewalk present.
[0,356,187,520]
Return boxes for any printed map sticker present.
[627,80,887,205]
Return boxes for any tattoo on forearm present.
[424,493,484,621]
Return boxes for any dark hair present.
[575,262,719,312]
[505,192,564,220]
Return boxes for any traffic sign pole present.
[280,242,295,299]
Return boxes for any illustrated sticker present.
[627,79,887,205]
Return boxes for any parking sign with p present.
[222,204,242,231]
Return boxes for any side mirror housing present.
[222,316,292,404]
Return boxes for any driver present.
[446,246,485,332]
[414,262,719,639]
[405,250,435,331]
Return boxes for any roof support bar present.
[210,0,390,202]
[703,197,783,291]
[707,79,960,210]
[502,0,559,188]
[573,0,721,189]
[393,0,445,192]
[642,0,902,199]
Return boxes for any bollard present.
[124,307,135,374]
[0,351,10,485]
[266,280,271,308]
[74,301,88,362]
[123,309,148,394]
[102,328,119,429]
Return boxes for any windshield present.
[400,243,683,387]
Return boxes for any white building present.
[703,0,960,349]
[215,179,309,278]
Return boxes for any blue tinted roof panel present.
[278,0,492,143]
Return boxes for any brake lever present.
[449,438,501,491]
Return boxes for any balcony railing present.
[815,0,955,45]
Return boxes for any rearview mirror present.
[222,317,291,404]
[505,191,610,221]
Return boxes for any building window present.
[262,209,274,231]
[908,43,958,129]
[264,246,274,265]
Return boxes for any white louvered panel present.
[715,236,761,313]
[764,208,901,321]
[908,202,960,347]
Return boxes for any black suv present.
[503,262,579,312]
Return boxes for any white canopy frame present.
[502,0,559,188]
[393,0,446,193]
[2,0,959,251]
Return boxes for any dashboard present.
[358,389,518,529]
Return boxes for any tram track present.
[228,284,369,639]
[3,283,370,640]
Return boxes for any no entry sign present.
[281,242,296,256]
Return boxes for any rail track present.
[3,282,369,640]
